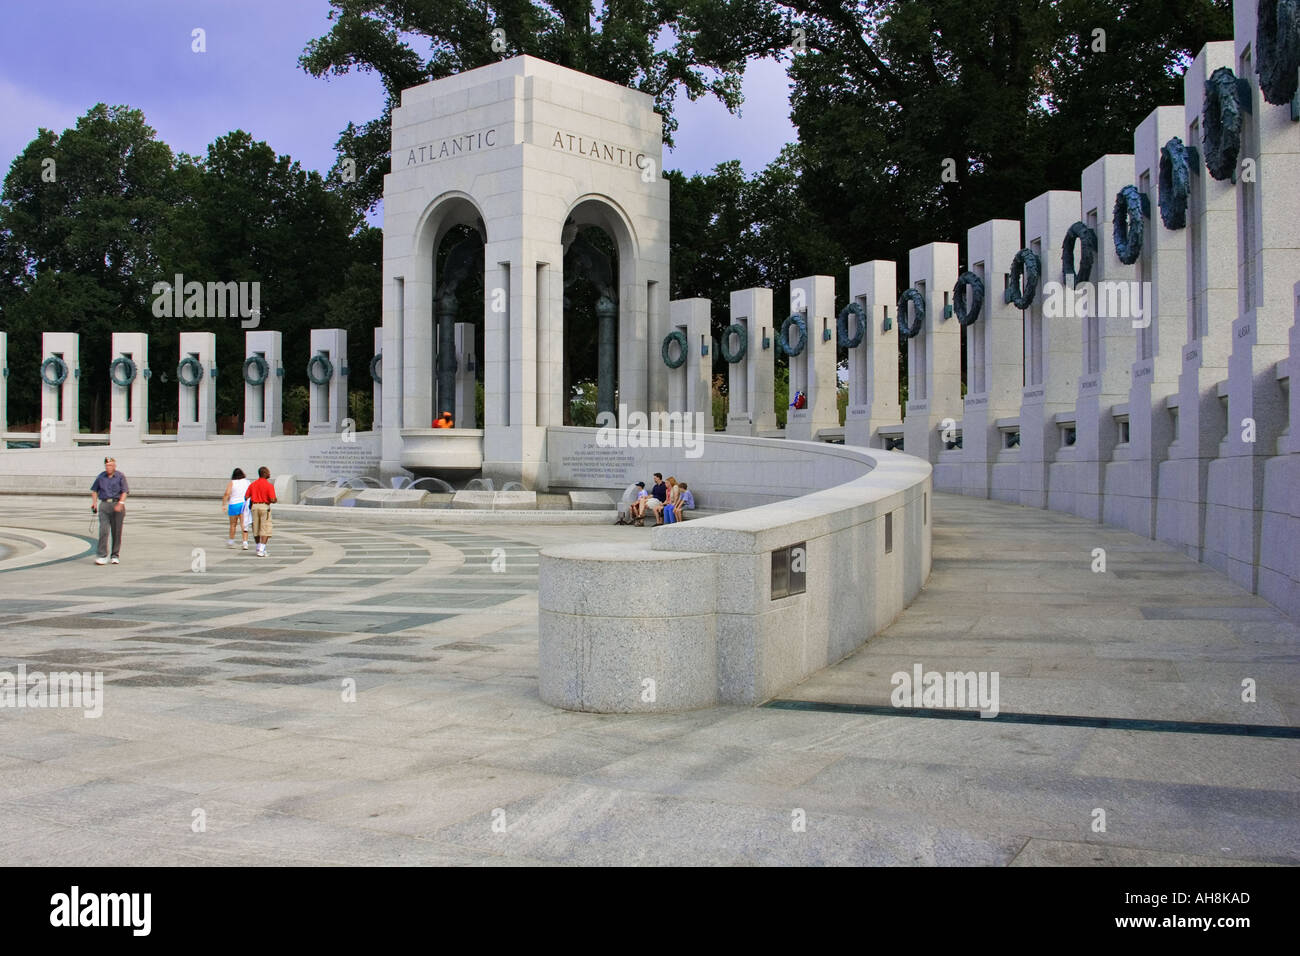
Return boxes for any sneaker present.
[242,541,249,551]
[255,551,266,558]
[94,557,108,566]
[110,556,120,564]
[226,539,235,547]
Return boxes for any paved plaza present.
[0,493,1296,865]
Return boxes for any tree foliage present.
[782,0,1233,269]
[0,106,375,430]
[300,0,790,213]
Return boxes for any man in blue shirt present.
[89,457,129,565]
[648,473,668,525]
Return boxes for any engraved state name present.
[404,128,500,167]
[549,131,650,171]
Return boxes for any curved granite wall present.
[539,434,932,711]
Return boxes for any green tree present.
[323,225,384,419]
[667,146,849,396]
[0,104,175,429]
[159,131,360,423]
[783,0,1233,268]
[1,110,367,432]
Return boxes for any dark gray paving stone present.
[349,592,515,609]
[265,576,393,588]
[197,590,327,604]
[258,610,453,634]
[108,674,207,687]
[228,673,338,685]
[218,656,313,669]
[114,634,213,645]
[10,648,130,665]
[327,651,435,663]
[25,614,149,629]
[183,627,331,644]
[211,642,307,652]
[64,586,179,598]
[146,575,243,586]
[93,605,227,624]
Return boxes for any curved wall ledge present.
[539,436,932,712]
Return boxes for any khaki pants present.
[97,501,124,558]
[251,503,273,538]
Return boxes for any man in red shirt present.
[243,466,277,557]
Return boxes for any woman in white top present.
[222,468,252,549]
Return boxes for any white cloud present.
[0,78,84,174]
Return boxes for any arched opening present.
[433,224,484,427]
[560,197,639,426]
[407,193,487,432]
[562,222,618,425]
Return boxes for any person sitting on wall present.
[676,482,695,520]
[645,472,668,525]
[432,412,454,428]
[627,481,651,525]
[662,476,680,523]
[790,390,807,410]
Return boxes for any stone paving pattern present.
[0,493,1295,865]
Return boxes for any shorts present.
[251,503,273,537]
[644,497,663,510]
[227,503,245,517]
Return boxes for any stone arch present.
[560,195,647,424]
[401,192,488,430]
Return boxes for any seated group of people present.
[618,473,695,526]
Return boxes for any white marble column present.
[177,331,217,442]
[785,275,839,441]
[454,321,477,428]
[725,287,776,436]
[667,297,712,425]
[244,330,283,438]
[1204,5,1298,591]
[1065,152,1137,520]
[844,261,901,449]
[1105,106,1187,537]
[109,332,149,445]
[482,238,547,487]
[403,254,434,433]
[308,328,348,435]
[1155,41,1239,560]
[901,243,960,464]
[371,327,383,430]
[40,332,79,448]
[961,221,1023,500]
[1019,191,1082,508]
[1257,283,1299,617]
[0,332,7,449]
[380,272,405,476]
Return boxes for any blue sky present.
[0,0,798,225]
